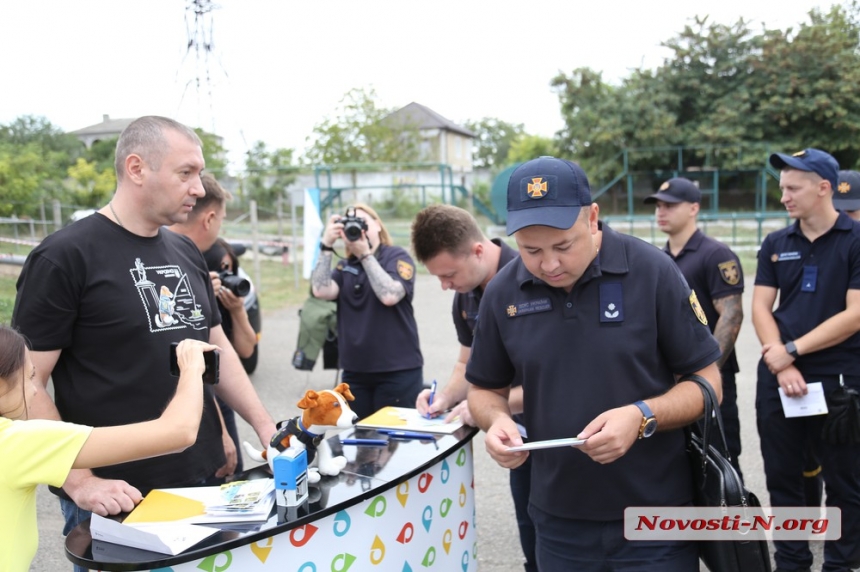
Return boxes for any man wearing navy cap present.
[753,148,860,572]
[834,170,860,221]
[644,177,745,478]
[465,157,722,569]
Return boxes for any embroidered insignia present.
[659,181,670,191]
[505,298,552,318]
[839,181,851,194]
[507,305,517,317]
[718,261,740,286]
[771,253,778,263]
[792,150,806,157]
[690,290,708,325]
[397,260,414,280]
[526,177,548,199]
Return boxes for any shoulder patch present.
[717,260,740,285]
[397,260,414,280]
[690,290,708,325]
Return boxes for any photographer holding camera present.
[312,203,424,420]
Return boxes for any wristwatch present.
[785,340,799,359]
[634,401,657,439]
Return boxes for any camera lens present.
[343,222,363,242]
[220,272,251,297]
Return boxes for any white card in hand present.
[778,382,828,418]
[506,437,586,452]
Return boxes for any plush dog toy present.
[243,383,357,483]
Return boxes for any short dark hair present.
[115,116,201,181]
[189,174,232,219]
[411,204,484,263]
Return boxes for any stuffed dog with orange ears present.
[243,383,358,484]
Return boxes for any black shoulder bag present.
[681,374,772,572]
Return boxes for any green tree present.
[0,144,44,217]
[304,87,420,165]
[242,141,297,207]
[463,117,525,170]
[506,135,558,164]
[66,158,116,207]
[195,128,229,175]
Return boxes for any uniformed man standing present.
[644,177,744,476]
[752,149,860,572]
[465,156,722,569]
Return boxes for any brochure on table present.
[357,406,464,434]
[89,479,275,555]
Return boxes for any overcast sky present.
[1,0,831,169]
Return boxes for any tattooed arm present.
[311,251,339,300]
[712,293,743,369]
[361,255,406,306]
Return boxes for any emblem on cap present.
[792,150,806,157]
[690,291,708,325]
[659,181,670,191]
[526,177,548,199]
[839,181,851,194]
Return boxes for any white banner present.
[624,506,841,541]
[302,188,323,280]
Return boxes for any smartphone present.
[169,342,219,385]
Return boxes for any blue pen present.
[340,438,389,446]
[375,429,436,440]
[426,379,438,419]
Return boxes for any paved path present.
[31,271,823,571]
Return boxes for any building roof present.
[69,115,136,137]
[384,102,476,138]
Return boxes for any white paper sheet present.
[779,381,828,417]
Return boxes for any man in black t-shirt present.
[13,116,276,572]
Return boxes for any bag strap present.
[680,374,732,460]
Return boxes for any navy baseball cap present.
[834,170,860,211]
[506,156,592,235]
[644,177,701,204]
[769,148,839,192]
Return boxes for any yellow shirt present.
[0,418,91,572]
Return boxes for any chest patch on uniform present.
[506,298,552,317]
[342,265,359,276]
[599,282,624,323]
[397,260,414,280]
[776,251,802,262]
[718,260,740,285]
[690,290,708,325]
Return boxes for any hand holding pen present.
[426,380,438,419]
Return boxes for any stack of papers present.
[357,406,464,434]
[89,478,277,556]
[205,479,276,518]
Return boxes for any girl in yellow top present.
[0,325,217,572]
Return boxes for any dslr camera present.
[218,271,251,297]
[336,207,368,242]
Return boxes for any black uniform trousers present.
[756,361,860,572]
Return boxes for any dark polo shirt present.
[332,244,423,373]
[755,212,860,376]
[466,222,721,520]
[664,229,744,374]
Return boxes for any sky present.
[0,0,833,170]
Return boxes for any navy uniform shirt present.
[332,244,423,373]
[755,212,860,376]
[466,222,721,520]
[452,239,519,347]
[664,229,744,374]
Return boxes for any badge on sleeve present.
[718,260,740,285]
[690,291,708,325]
[397,260,414,280]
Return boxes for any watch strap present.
[785,340,799,358]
